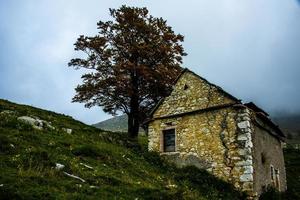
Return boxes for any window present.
[261,152,266,165]
[270,165,275,183]
[183,84,189,90]
[163,129,175,152]
[270,165,281,190]
[275,169,280,191]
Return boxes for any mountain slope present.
[93,114,146,135]
[92,115,128,133]
[0,99,245,200]
[273,114,300,143]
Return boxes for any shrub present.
[143,151,168,168]
[0,185,22,200]
[0,134,13,153]
[259,186,281,200]
[72,145,100,157]
[175,166,246,200]
[20,149,54,168]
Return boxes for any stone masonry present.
[235,107,254,193]
[147,69,286,198]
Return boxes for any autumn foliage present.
[69,6,186,138]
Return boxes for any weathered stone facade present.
[148,69,286,198]
[252,117,287,193]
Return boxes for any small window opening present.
[183,84,189,90]
[163,129,175,152]
[275,169,280,191]
[261,152,266,164]
[270,167,281,190]
[270,165,275,182]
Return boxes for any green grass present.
[282,148,300,199]
[0,99,247,199]
[0,99,299,199]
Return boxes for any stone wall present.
[148,70,286,198]
[148,106,255,195]
[252,117,287,195]
[235,107,255,195]
[153,71,236,118]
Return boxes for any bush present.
[259,186,281,200]
[143,151,163,165]
[0,114,33,131]
[134,188,183,200]
[175,166,246,200]
[20,149,54,168]
[0,134,13,154]
[72,145,100,157]
[0,185,22,200]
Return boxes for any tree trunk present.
[128,100,140,138]
[128,113,134,137]
[128,69,140,138]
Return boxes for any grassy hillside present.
[283,148,300,199]
[0,99,245,200]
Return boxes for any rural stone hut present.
[147,68,286,198]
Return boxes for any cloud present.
[0,0,299,124]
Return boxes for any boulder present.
[62,128,72,134]
[18,116,43,130]
[17,116,55,130]
[0,110,17,115]
[55,163,65,170]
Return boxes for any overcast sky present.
[0,0,299,124]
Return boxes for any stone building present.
[147,69,286,198]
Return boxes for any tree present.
[69,5,186,138]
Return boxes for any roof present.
[244,102,285,139]
[244,102,269,116]
[147,68,285,140]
